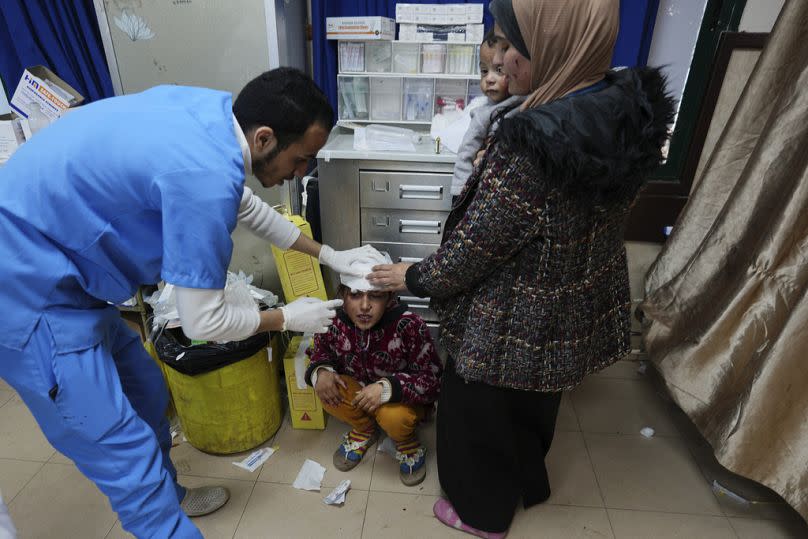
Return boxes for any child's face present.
[342,289,393,330]
[479,43,510,103]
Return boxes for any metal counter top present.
[316,128,457,164]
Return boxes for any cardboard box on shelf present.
[9,66,84,123]
[396,3,484,24]
[283,335,327,430]
[327,17,396,40]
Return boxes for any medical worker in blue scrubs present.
[0,67,375,538]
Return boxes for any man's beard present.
[251,144,280,182]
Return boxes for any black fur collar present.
[494,67,676,202]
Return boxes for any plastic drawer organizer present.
[337,41,481,124]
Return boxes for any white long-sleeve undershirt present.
[237,185,301,249]
[175,286,260,342]
[173,186,300,341]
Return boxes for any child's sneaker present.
[395,438,426,486]
[333,428,379,471]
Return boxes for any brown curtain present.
[642,0,808,523]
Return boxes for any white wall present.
[739,0,785,32]
[646,0,710,117]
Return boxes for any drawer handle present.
[399,219,441,234]
[372,179,390,192]
[399,295,432,308]
[399,256,423,263]
[373,216,391,227]
[400,184,444,200]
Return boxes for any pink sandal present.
[433,498,508,539]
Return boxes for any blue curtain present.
[612,0,661,67]
[0,0,114,104]
[311,0,660,114]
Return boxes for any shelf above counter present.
[338,72,479,79]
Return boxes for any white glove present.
[319,244,383,276]
[279,297,343,333]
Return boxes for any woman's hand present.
[352,383,383,414]
[314,370,346,407]
[367,262,412,292]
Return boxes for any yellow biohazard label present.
[282,251,320,296]
[288,375,318,411]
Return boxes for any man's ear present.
[252,126,276,153]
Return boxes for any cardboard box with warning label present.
[271,214,328,303]
[283,335,327,430]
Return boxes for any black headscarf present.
[489,0,531,59]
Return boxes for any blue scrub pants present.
[0,316,202,538]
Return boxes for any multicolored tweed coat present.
[405,67,675,391]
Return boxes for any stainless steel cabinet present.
[317,129,456,326]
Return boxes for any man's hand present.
[366,262,412,292]
[279,297,342,333]
[319,244,383,276]
[352,383,383,414]
[314,370,347,407]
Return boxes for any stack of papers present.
[0,82,10,116]
[0,121,19,165]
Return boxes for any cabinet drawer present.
[361,209,449,245]
[426,324,442,351]
[400,294,439,322]
[360,171,453,211]
[362,241,438,264]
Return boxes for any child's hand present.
[473,147,487,167]
[314,370,347,407]
[352,383,383,414]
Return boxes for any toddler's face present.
[342,290,392,330]
[479,43,510,103]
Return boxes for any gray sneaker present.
[181,485,230,517]
[396,445,427,486]
[333,429,380,472]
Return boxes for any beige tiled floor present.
[2,360,806,538]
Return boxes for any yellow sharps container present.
[160,333,283,454]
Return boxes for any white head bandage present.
[339,250,393,291]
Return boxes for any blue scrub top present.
[0,86,245,351]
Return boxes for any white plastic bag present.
[353,124,421,152]
[145,272,278,333]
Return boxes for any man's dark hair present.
[233,67,334,150]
